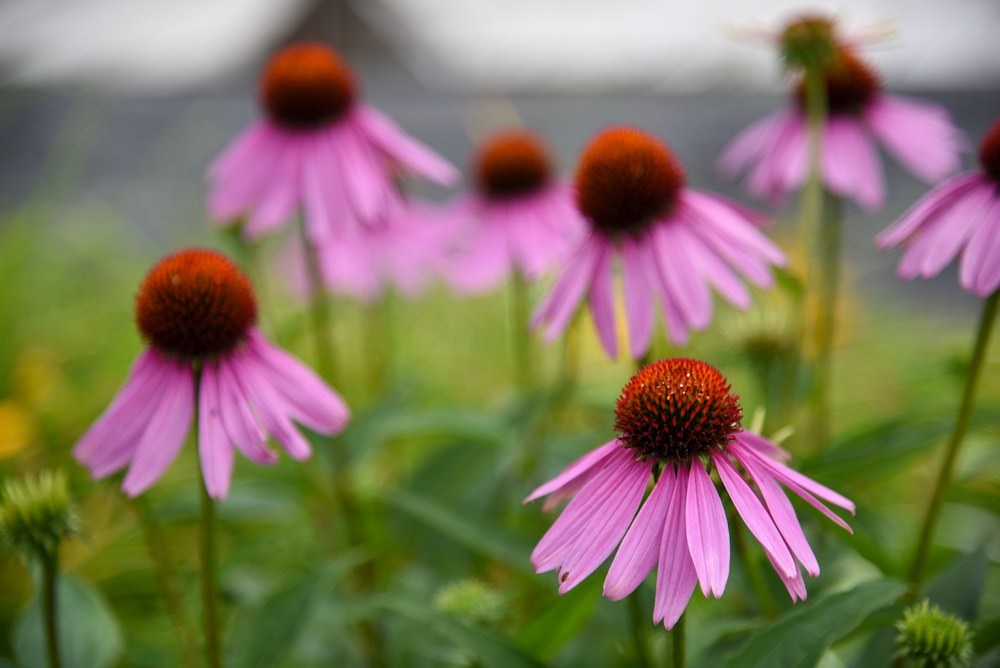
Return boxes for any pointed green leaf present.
[723,580,906,668]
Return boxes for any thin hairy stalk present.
[41,553,62,668]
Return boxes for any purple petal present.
[682,191,786,267]
[963,194,1000,296]
[525,439,620,505]
[74,350,170,473]
[198,363,234,500]
[866,95,963,183]
[717,111,789,177]
[532,235,604,342]
[821,117,884,211]
[896,185,992,280]
[651,222,712,330]
[353,106,459,185]
[654,466,699,628]
[621,236,656,359]
[229,352,313,460]
[588,241,618,359]
[747,111,808,202]
[876,173,984,248]
[215,358,277,465]
[685,459,730,598]
[712,451,796,578]
[121,362,195,497]
[245,330,350,435]
[604,466,672,600]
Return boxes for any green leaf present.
[515,578,601,659]
[974,616,1000,655]
[231,573,322,668]
[723,580,907,668]
[924,545,989,621]
[383,598,545,668]
[13,573,123,668]
[383,489,532,573]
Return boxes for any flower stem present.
[199,471,222,668]
[41,552,61,668]
[909,289,999,592]
[627,593,652,668]
[671,612,686,668]
[126,496,200,668]
[298,221,338,385]
[511,270,533,389]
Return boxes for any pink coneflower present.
[532,127,786,359]
[207,43,458,241]
[526,358,854,628]
[73,249,350,500]
[877,119,1000,297]
[282,201,457,303]
[444,130,584,293]
[719,44,963,211]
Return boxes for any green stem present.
[627,593,652,668]
[909,290,999,592]
[41,553,61,668]
[199,469,222,668]
[671,612,686,668]
[511,271,533,389]
[126,496,200,668]
[806,192,842,447]
[559,310,581,391]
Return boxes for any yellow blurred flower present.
[0,400,34,460]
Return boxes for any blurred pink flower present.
[442,131,584,293]
[282,202,458,303]
[532,126,785,359]
[73,249,349,500]
[719,47,963,211]
[207,43,458,241]
[526,358,854,628]
[878,119,1000,297]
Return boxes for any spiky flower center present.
[135,249,257,360]
[779,15,839,72]
[795,49,880,115]
[614,358,743,462]
[574,127,685,238]
[979,120,1000,184]
[475,131,552,199]
[260,43,356,129]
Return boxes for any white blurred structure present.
[0,0,997,93]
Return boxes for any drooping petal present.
[198,363,235,500]
[866,95,963,183]
[821,116,885,210]
[962,194,1000,296]
[896,184,991,280]
[651,221,712,331]
[876,173,983,248]
[121,362,195,497]
[74,349,171,473]
[353,106,459,185]
[532,234,605,342]
[685,458,730,598]
[621,236,656,358]
[215,358,277,465]
[228,352,313,460]
[654,466,699,628]
[242,135,301,239]
[712,451,796,578]
[717,111,789,177]
[604,466,673,600]
[588,241,618,359]
[245,330,350,435]
[525,439,620,506]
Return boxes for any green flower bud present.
[0,470,78,561]
[780,15,839,73]
[895,600,974,668]
[433,579,507,626]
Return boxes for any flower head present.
[74,249,350,500]
[0,470,77,561]
[877,119,1000,297]
[719,26,963,210]
[442,130,584,293]
[208,42,457,241]
[526,358,854,628]
[533,126,785,359]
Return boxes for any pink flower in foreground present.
[526,358,854,628]
[73,250,349,500]
[443,130,584,293]
[719,45,963,211]
[877,119,1000,297]
[532,127,786,359]
[207,43,458,241]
